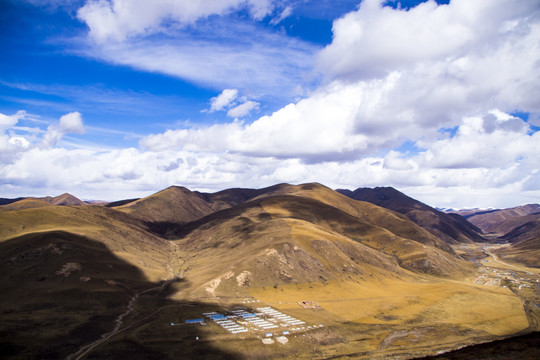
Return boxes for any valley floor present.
[59,242,539,359]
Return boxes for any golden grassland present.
[251,277,528,336]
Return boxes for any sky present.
[1,0,539,209]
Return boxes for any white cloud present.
[318,0,538,81]
[414,112,540,170]
[140,81,371,159]
[270,5,293,25]
[75,24,316,95]
[207,89,260,118]
[0,110,27,128]
[77,0,275,42]
[1,108,539,208]
[42,112,85,148]
[59,111,84,134]
[210,89,238,112]
[73,1,314,95]
[227,100,259,118]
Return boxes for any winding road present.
[483,247,525,272]
[66,279,176,360]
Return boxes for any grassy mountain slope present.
[0,231,152,359]
[338,186,485,244]
[466,204,540,235]
[0,205,174,281]
[45,193,86,206]
[0,197,52,210]
[226,183,459,254]
[116,186,216,236]
[173,194,474,298]
[0,193,86,210]
[494,218,540,267]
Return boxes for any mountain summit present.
[337,186,485,244]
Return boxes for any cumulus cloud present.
[42,112,84,148]
[209,89,238,112]
[141,82,370,159]
[59,111,84,133]
[227,100,259,118]
[207,89,259,118]
[318,0,538,81]
[0,110,28,128]
[77,0,275,42]
[3,113,540,208]
[414,112,540,170]
[137,0,539,163]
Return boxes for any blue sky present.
[1,0,539,208]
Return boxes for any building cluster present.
[184,305,324,338]
[474,267,538,289]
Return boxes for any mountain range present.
[0,183,538,359]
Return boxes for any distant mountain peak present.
[338,186,485,244]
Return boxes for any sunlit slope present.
[0,193,86,211]
[45,193,87,206]
[173,194,474,298]
[216,182,458,254]
[0,205,174,281]
[0,197,52,210]
[116,186,215,235]
[339,186,485,243]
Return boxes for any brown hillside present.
[1,197,51,210]
[0,205,174,281]
[1,193,86,211]
[117,186,215,236]
[467,204,540,235]
[338,186,485,244]
[494,218,540,267]
[173,194,474,298]
[46,193,86,206]
[232,182,458,254]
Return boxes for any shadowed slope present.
[0,232,240,360]
[0,205,174,281]
[494,218,540,267]
[0,197,25,206]
[338,186,485,244]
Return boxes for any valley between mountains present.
[1,183,539,359]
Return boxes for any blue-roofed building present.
[186,319,205,324]
[209,314,227,320]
